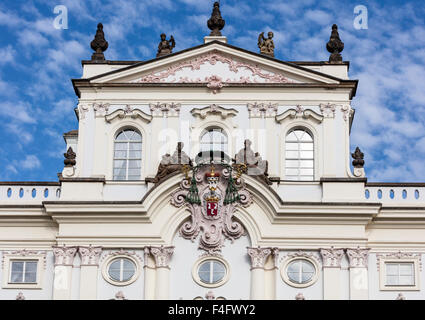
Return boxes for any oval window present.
[108,258,136,283]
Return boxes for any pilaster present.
[52,246,78,300]
[346,248,370,300]
[150,246,175,300]
[78,246,102,300]
[320,247,344,300]
[247,246,272,300]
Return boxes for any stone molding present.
[52,246,78,266]
[276,105,323,123]
[2,250,47,269]
[191,104,238,120]
[105,107,153,123]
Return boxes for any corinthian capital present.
[78,246,103,266]
[52,246,78,266]
[346,247,370,268]
[150,246,175,268]
[247,247,272,269]
[320,247,345,268]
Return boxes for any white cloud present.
[19,155,41,170]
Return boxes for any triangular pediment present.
[90,42,341,86]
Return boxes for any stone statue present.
[207,2,225,36]
[326,24,344,63]
[90,23,108,61]
[258,31,275,57]
[235,139,271,185]
[153,142,192,183]
[157,33,175,57]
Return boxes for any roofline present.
[366,182,425,187]
[83,40,352,83]
[72,81,359,99]
[0,181,60,186]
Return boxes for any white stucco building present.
[1,4,424,301]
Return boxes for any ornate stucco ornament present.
[258,32,275,57]
[157,33,175,57]
[247,102,278,118]
[319,103,336,118]
[132,51,295,84]
[191,104,238,120]
[207,2,225,36]
[326,24,344,64]
[320,247,344,268]
[90,23,108,62]
[346,247,370,268]
[171,163,252,254]
[16,292,25,300]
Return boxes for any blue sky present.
[0,0,424,182]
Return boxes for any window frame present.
[2,253,45,289]
[284,127,315,181]
[281,257,319,288]
[113,128,143,181]
[102,254,141,287]
[192,256,230,288]
[379,258,420,291]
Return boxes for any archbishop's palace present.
[1,3,424,300]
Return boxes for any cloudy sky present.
[0,0,424,182]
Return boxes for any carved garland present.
[2,250,47,269]
[376,251,422,271]
[132,51,296,85]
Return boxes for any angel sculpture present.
[258,31,275,57]
[157,33,175,57]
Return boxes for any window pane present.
[285,151,299,159]
[11,261,24,283]
[285,143,299,151]
[299,143,313,151]
[128,160,141,169]
[299,160,314,168]
[399,275,414,286]
[285,169,299,176]
[386,275,398,285]
[399,263,413,275]
[114,142,128,151]
[114,151,128,159]
[129,143,142,151]
[386,264,398,275]
[285,160,299,168]
[299,151,314,159]
[300,169,314,176]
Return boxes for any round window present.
[108,258,136,283]
[192,257,230,288]
[282,258,318,288]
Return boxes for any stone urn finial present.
[352,147,365,168]
[64,147,76,167]
[207,2,225,36]
[90,23,109,61]
[326,24,344,63]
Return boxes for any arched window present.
[200,128,228,153]
[285,128,314,181]
[113,128,142,181]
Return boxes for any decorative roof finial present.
[351,147,365,168]
[90,23,109,61]
[207,2,225,36]
[157,33,175,57]
[258,31,275,57]
[326,24,344,63]
[64,147,76,167]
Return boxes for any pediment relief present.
[129,51,299,85]
[276,106,323,123]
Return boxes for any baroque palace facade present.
[1,3,424,300]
